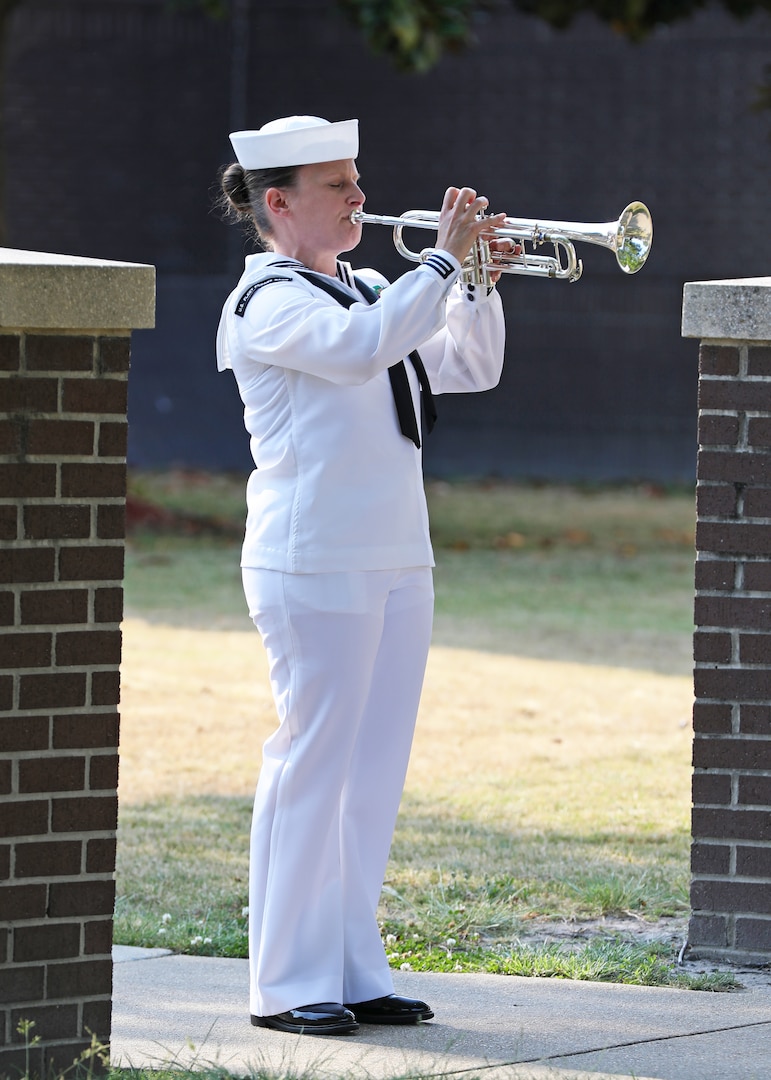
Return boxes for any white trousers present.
[242,566,434,1017]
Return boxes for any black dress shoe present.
[344,993,434,1024]
[251,1002,358,1035]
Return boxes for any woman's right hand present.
[435,186,506,268]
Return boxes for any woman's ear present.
[265,187,290,217]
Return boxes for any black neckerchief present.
[294,268,437,449]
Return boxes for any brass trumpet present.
[350,202,653,285]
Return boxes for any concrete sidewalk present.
[111,946,771,1080]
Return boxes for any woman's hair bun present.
[217,161,298,247]
[221,163,252,214]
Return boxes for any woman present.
[217,115,508,1035]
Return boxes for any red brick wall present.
[691,342,771,963]
[1,332,129,1075]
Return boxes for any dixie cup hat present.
[230,116,359,170]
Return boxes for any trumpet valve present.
[461,237,493,288]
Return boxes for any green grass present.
[431,547,694,673]
[115,792,699,985]
[425,478,694,550]
[374,936,736,990]
[115,795,690,943]
[115,472,731,992]
[124,541,694,674]
[115,797,251,959]
[124,540,245,626]
[128,468,248,525]
[126,472,695,673]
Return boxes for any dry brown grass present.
[119,618,692,831]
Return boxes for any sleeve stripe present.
[423,253,456,280]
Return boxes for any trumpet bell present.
[615,202,653,274]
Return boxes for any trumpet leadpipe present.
[350,210,441,230]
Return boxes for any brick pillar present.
[0,251,154,1075]
[683,277,771,964]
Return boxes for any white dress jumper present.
[217,251,505,1017]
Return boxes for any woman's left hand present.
[484,232,522,285]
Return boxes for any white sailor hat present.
[229,116,359,170]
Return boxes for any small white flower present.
[446,937,457,947]
[204,937,212,945]
[400,962,413,971]
[386,952,400,961]
[158,928,167,936]
[190,935,203,946]
[412,934,420,941]
[241,907,249,918]
[161,913,172,924]
[385,933,397,945]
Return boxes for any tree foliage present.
[166,0,771,117]
[337,0,479,71]
[338,0,771,71]
[171,0,771,80]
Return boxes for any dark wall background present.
[5,0,771,480]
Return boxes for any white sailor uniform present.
[216,249,505,1018]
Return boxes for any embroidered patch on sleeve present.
[235,276,291,317]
